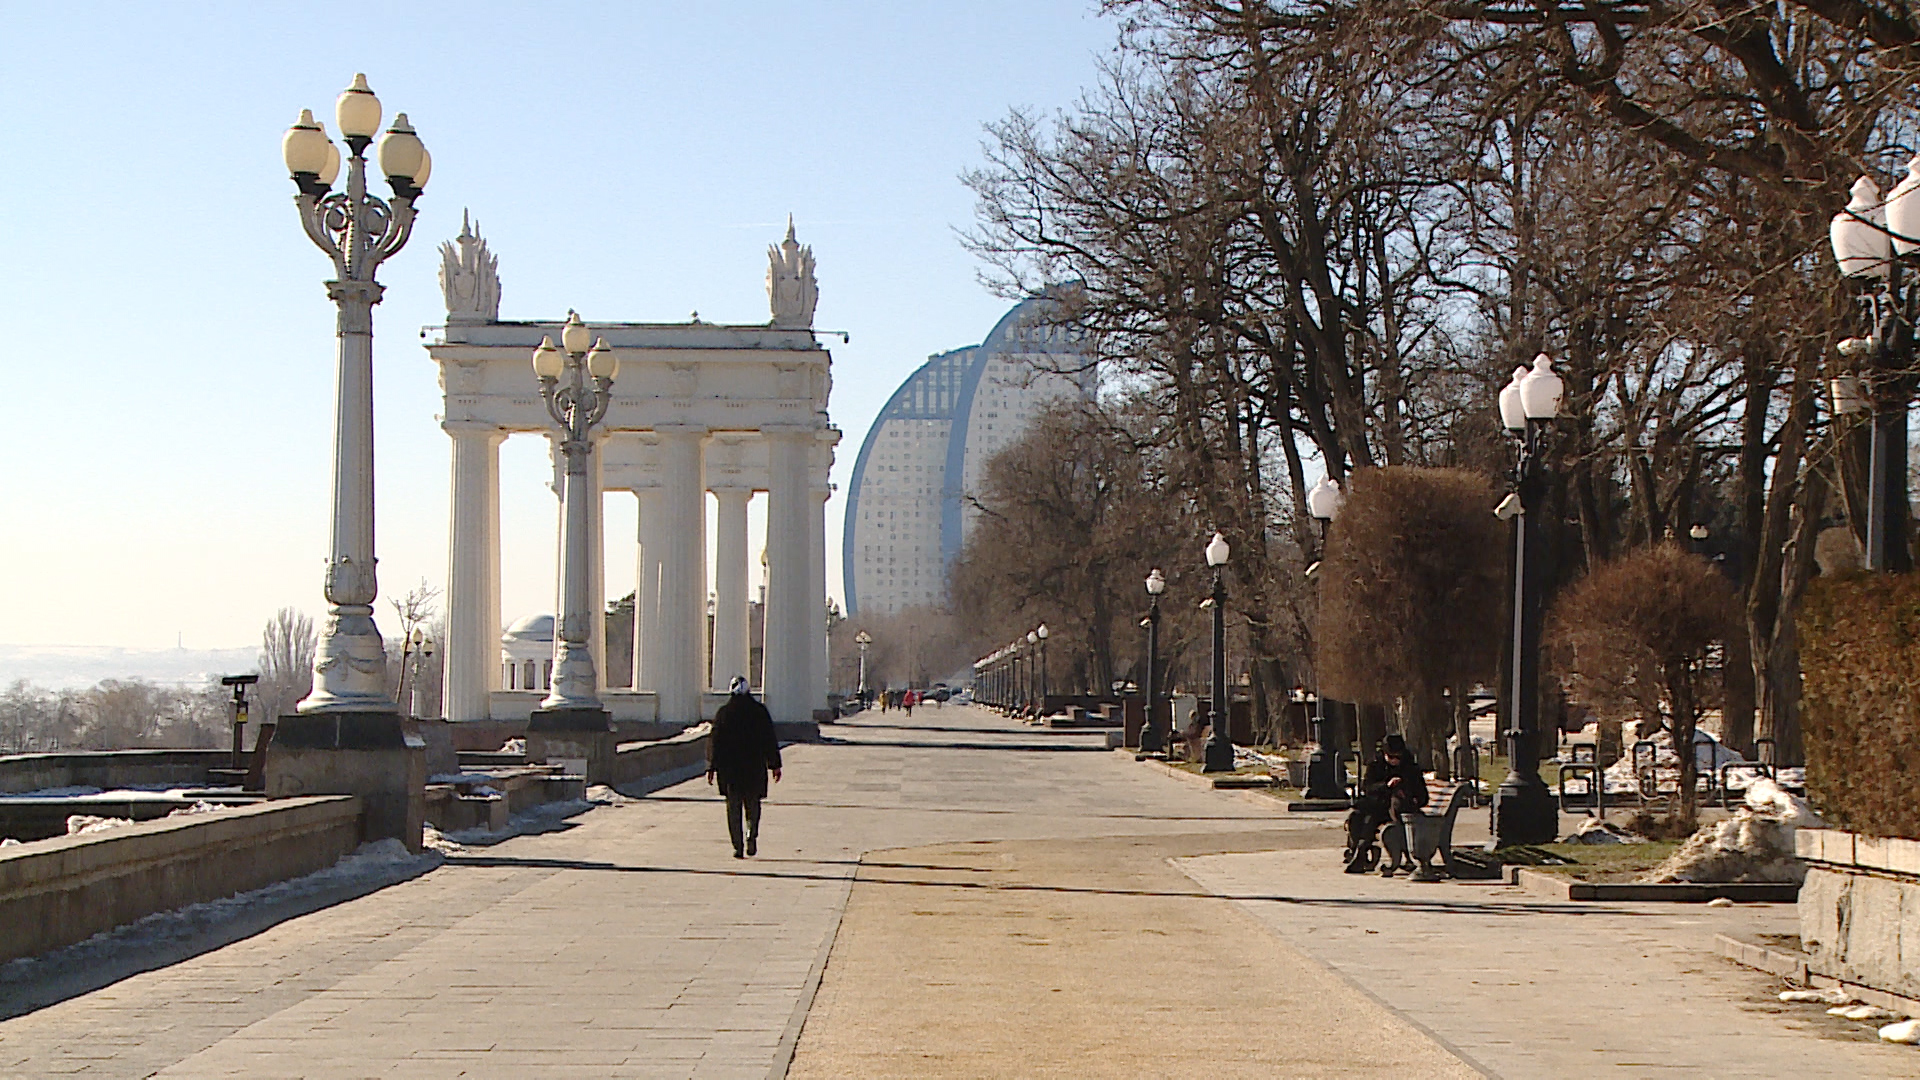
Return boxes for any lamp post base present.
[1202,730,1236,773]
[1304,748,1346,800]
[266,710,425,852]
[1492,773,1559,848]
[528,706,615,786]
[1139,720,1165,755]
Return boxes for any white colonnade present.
[429,217,837,726]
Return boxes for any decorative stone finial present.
[439,209,501,323]
[767,214,818,329]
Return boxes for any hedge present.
[1797,571,1920,839]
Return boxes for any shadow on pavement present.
[440,852,1661,920]
[637,793,1279,821]
[816,738,1112,752]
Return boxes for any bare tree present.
[1550,543,1740,824]
[257,608,317,722]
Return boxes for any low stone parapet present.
[1798,827,1920,1001]
[0,795,361,964]
[611,727,711,794]
[0,749,231,795]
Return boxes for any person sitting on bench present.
[1345,734,1428,873]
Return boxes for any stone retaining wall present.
[0,795,361,964]
[1797,827,1920,1000]
[0,749,230,795]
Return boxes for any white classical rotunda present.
[500,614,554,692]
[429,214,839,727]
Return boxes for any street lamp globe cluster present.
[281,74,431,715]
[1829,163,1919,574]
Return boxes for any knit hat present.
[1384,733,1408,756]
[729,676,750,696]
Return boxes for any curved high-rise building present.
[842,297,1089,616]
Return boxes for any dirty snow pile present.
[1779,988,1920,1044]
[1566,817,1646,845]
[1597,728,1747,795]
[1639,778,1822,884]
[63,801,223,837]
[498,738,526,755]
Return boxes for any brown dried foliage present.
[1798,572,1920,840]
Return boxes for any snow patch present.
[1781,987,1856,1005]
[1829,1004,1898,1022]
[1880,1018,1920,1044]
[1640,779,1822,885]
[498,738,526,755]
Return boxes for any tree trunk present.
[1667,660,1697,827]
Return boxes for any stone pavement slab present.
[1176,844,1919,1078]
[786,830,1480,1079]
[0,707,1290,1079]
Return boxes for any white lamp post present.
[283,75,431,715]
[855,630,872,701]
[535,313,618,712]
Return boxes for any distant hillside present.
[0,644,258,691]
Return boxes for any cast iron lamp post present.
[855,630,872,703]
[1493,355,1563,846]
[1025,630,1039,712]
[534,313,619,713]
[1201,532,1235,773]
[1140,568,1167,754]
[1036,624,1049,705]
[1830,168,1918,572]
[1304,476,1349,799]
[282,75,432,714]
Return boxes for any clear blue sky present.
[0,1,1115,651]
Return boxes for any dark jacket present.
[709,694,783,800]
[1361,753,1430,812]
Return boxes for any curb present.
[1715,933,1920,1019]
[1121,750,1294,811]
[1508,866,1799,903]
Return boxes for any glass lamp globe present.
[335,73,382,140]
[1306,476,1344,521]
[1888,156,1920,257]
[1498,365,1529,431]
[282,109,330,176]
[378,113,425,187]
[412,147,431,188]
[532,337,563,379]
[1832,175,1891,278]
[1205,532,1230,567]
[1519,354,1563,420]
[1037,624,1048,640]
[1146,568,1166,595]
[587,339,618,380]
[561,311,592,354]
[318,138,341,187]
[1027,631,1038,645]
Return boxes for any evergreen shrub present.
[1798,571,1920,839]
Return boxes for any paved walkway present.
[1,705,1910,1078]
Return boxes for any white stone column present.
[655,425,708,724]
[809,480,830,715]
[442,421,503,722]
[634,483,666,693]
[588,438,607,695]
[711,485,752,691]
[763,427,813,723]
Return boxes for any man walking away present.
[708,676,782,858]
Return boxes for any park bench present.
[1380,780,1476,881]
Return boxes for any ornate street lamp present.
[1140,568,1167,754]
[282,75,431,714]
[1024,630,1039,712]
[1831,168,1918,573]
[855,630,872,702]
[1493,354,1562,846]
[532,314,618,715]
[1304,476,1348,800]
[1201,531,1235,773]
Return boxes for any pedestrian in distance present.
[707,676,783,859]
[903,689,916,717]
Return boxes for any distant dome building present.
[842,296,1091,616]
[501,614,554,692]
